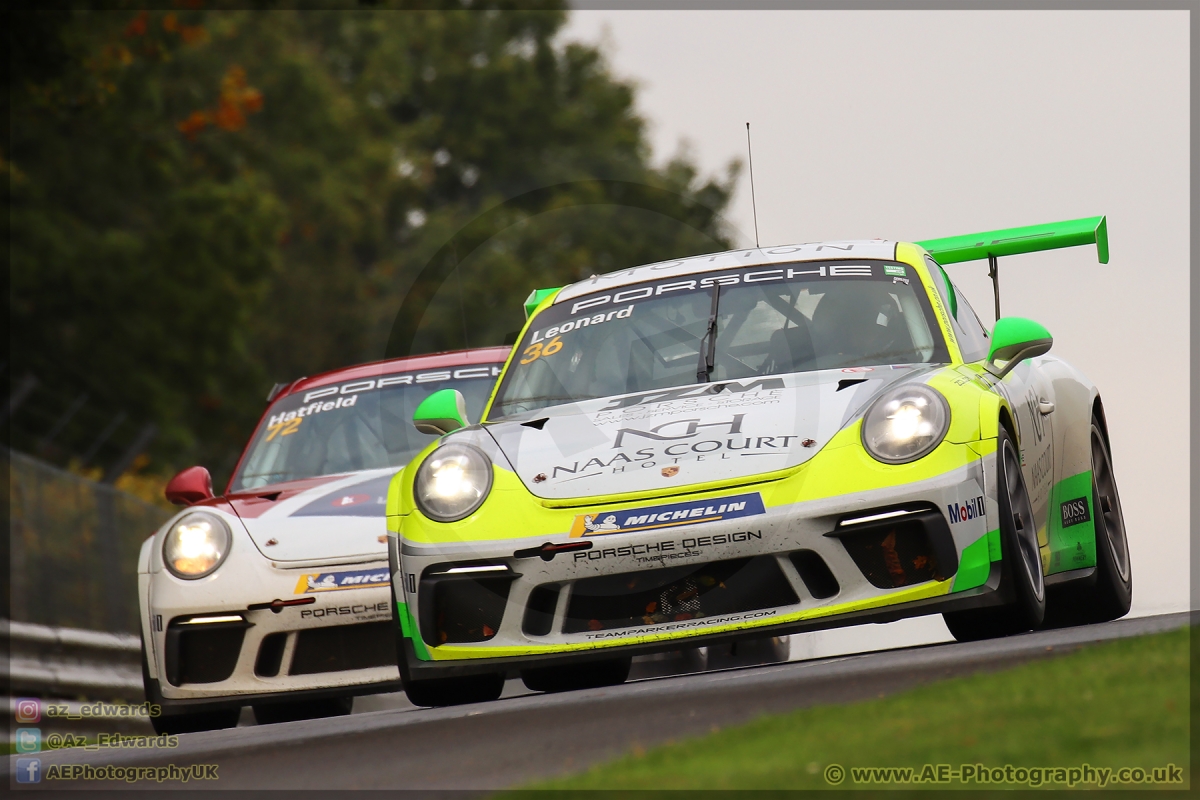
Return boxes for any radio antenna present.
[745,122,760,248]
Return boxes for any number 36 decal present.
[520,336,563,364]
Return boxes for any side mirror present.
[413,389,469,436]
[986,317,1053,379]
[165,466,215,506]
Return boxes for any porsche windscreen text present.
[233,366,500,490]
[491,261,949,418]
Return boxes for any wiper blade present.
[696,283,721,383]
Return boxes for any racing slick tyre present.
[521,656,632,693]
[141,645,240,735]
[707,636,791,669]
[252,696,353,725]
[629,647,708,679]
[402,672,505,708]
[943,426,1045,642]
[1040,418,1133,629]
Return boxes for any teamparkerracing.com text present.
[823,762,1185,788]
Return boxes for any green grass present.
[512,627,1190,792]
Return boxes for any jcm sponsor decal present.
[569,492,765,538]
[294,567,389,594]
[947,496,985,524]
[1060,496,1091,528]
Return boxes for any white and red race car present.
[138,346,508,733]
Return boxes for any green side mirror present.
[413,389,469,436]
[986,317,1053,379]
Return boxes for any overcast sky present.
[558,10,1190,649]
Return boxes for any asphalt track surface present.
[8,612,1189,791]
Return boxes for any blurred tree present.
[8,2,737,486]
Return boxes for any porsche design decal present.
[568,492,765,538]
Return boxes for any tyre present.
[943,425,1045,642]
[403,672,505,708]
[150,707,242,735]
[521,657,632,693]
[707,636,791,669]
[252,696,353,725]
[629,647,708,679]
[142,642,240,735]
[1040,418,1133,628]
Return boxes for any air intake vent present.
[289,621,396,675]
[790,550,840,599]
[829,507,957,589]
[564,556,797,634]
[165,619,248,686]
[419,568,516,646]
[522,584,561,637]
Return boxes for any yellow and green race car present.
[386,216,1131,706]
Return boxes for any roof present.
[553,240,900,305]
[284,346,511,399]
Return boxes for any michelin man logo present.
[295,567,390,594]
[583,514,621,533]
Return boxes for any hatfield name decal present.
[294,567,390,595]
[569,492,765,538]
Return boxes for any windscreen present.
[490,261,949,418]
[232,364,501,490]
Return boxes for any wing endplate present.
[523,287,561,319]
[917,215,1108,265]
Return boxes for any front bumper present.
[391,444,1005,680]
[144,559,400,706]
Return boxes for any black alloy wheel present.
[943,425,1045,641]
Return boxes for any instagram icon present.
[15,698,41,724]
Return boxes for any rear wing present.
[916,216,1108,265]
[524,287,561,319]
[916,216,1108,321]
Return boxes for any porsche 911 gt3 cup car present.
[139,346,509,733]
[387,216,1131,707]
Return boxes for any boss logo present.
[1061,497,1091,528]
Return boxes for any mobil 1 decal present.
[521,260,887,366]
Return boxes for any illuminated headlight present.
[415,444,493,522]
[163,512,231,579]
[861,383,950,464]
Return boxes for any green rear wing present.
[916,216,1108,265]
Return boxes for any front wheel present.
[521,657,632,693]
[944,425,1045,642]
[1041,419,1133,628]
[403,673,505,708]
[252,696,353,725]
[707,636,791,669]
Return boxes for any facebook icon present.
[15,757,41,784]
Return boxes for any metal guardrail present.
[3,620,155,742]
[4,619,144,702]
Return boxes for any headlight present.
[163,512,232,579]
[414,444,493,522]
[861,383,950,464]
